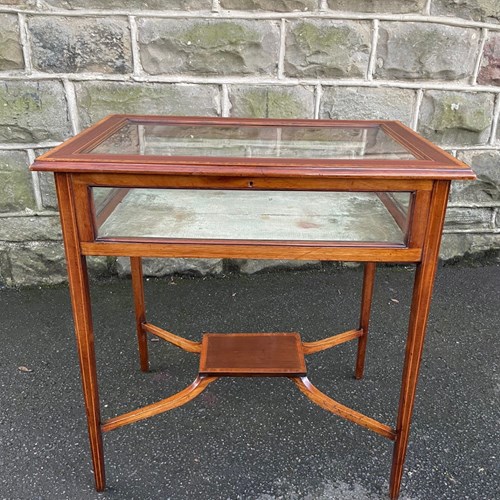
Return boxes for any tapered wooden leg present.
[355,262,376,379]
[55,174,105,491]
[389,181,450,500]
[130,257,148,372]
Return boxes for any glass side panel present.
[93,187,120,213]
[92,188,411,244]
[88,122,416,160]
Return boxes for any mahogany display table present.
[31,115,475,499]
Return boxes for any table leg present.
[130,257,149,372]
[355,262,376,379]
[389,181,450,499]
[55,174,105,491]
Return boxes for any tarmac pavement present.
[1,263,499,499]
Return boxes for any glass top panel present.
[88,122,417,160]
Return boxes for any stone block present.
[138,19,280,76]
[431,0,500,24]
[9,242,67,286]
[0,215,61,242]
[0,0,36,7]
[0,245,11,287]
[478,33,500,86]
[87,256,113,277]
[42,0,208,9]
[0,80,72,143]
[319,87,415,125]
[440,232,500,260]
[285,20,370,78]
[75,82,220,129]
[229,85,314,118]
[116,257,223,277]
[29,17,132,74]
[375,23,479,81]
[0,14,23,71]
[326,0,425,13]
[38,172,58,210]
[451,150,500,203]
[233,259,320,274]
[220,0,317,10]
[417,91,494,147]
[0,151,36,213]
[444,207,492,229]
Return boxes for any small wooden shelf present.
[199,333,307,377]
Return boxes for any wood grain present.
[130,257,148,372]
[101,376,217,432]
[80,241,422,263]
[72,173,433,192]
[302,329,362,355]
[54,173,106,491]
[406,189,431,249]
[292,376,396,440]
[389,180,451,500]
[199,333,306,376]
[142,322,202,353]
[355,263,376,379]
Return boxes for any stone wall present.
[0,0,499,286]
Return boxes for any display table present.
[31,115,475,499]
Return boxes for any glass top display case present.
[30,115,475,500]
[34,115,473,255]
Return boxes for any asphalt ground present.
[1,263,499,500]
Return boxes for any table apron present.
[80,241,422,262]
[71,173,434,192]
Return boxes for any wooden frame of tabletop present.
[31,115,475,500]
